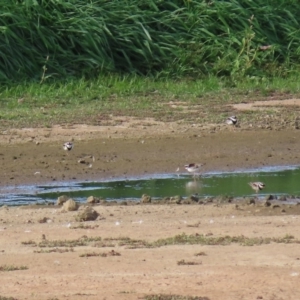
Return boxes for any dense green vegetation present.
[1,0,300,83]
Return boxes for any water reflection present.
[185,180,203,194]
[1,166,300,206]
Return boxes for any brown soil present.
[1,119,300,300]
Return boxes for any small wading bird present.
[226,116,238,126]
[63,142,73,152]
[249,182,265,193]
[184,163,202,178]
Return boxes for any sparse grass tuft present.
[22,236,102,248]
[0,296,19,300]
[0,265,28,272]
[70,224,99,230]
[79,250,120,258]
[21,240,36,246]
[92,241,116,248]
[103,236,150,248]
[118,237,150,249]
[34,248,74,254]
[177,260,201,266]
[187,222,201,228]
[21,234,300,253]
[79,252,107,258]
[151,233,300,247]
[144,295,210,300]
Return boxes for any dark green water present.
[1,166,300,206]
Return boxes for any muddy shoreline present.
[0,125,300,189]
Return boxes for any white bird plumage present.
[184,163,202,178]
[226,116,238,126]
[249,182,265,193]
[63,142,73,151]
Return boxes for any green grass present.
[1,74,300,129]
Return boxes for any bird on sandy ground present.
[248,182,265,193]
[184,163,202,178]
[63,141,73,152]
[226,116,238,126]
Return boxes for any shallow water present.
[1,165,300,206]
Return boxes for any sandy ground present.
[1,118,300,300]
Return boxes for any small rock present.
[189,195,199,202]
[140,194,151,204]
[264,200,271,207]
[169,195,182,204]
[75,207,99,221]
[265,195,275,201]
[278,195,287,201]
[272,204,280,209]
[62,199,79,212]
[182,198,193,204]
[86,196,100,204]
[245,197,256,205]
[99,199,107,205]
[295,117,300,129]
[38,217,49,223]
[161,197,170,204]
[216,195,233,203]
[205,232,213,236]
[205,197,214,203]
[56,195,70,205]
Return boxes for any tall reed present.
[1,0,300,83]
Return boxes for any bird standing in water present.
[249,182,265,193]
[184,163,202,178]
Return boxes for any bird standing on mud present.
[63,142,73,152]
[226,116,238,126]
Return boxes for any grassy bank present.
[1,0,300,82]
[0,75,300,129]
